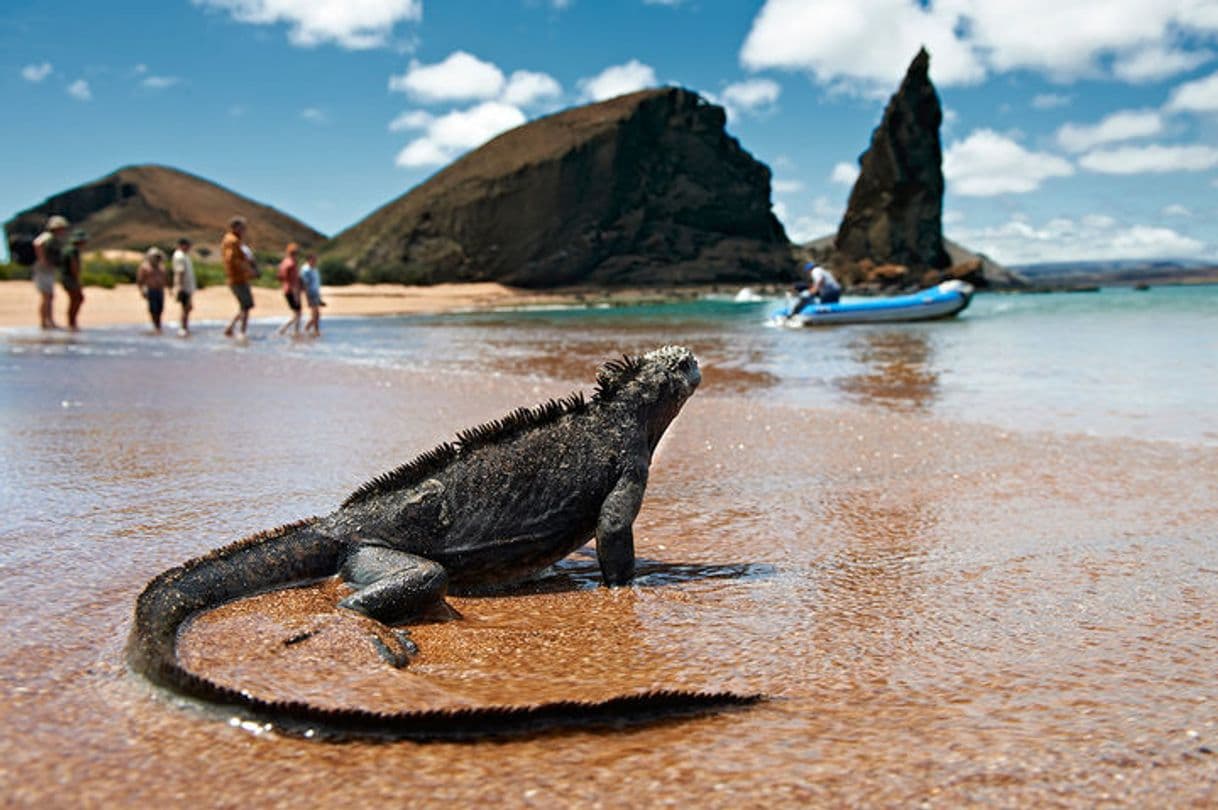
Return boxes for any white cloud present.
[719,78,781,116]
[1162,203,1192,217]
[1165,70,1218,113]
[389,51,506,103]
[394,101,526,168]
[943,210,965,225]
[1055,109,1163,153]
[301,107,328,124]
[67,79,92,101]
[194,0,422,49]
[953,214,1206,264]
[1031,93,1072,110]
[1079,143,1218,173]
[396,139,450,168]
[501,70,563,107]
[388,109,434,132]
[943,129,1074,195]
[1113,45,1212,83]
[578,60,657,102]
[739,0,1218,93]
[142,75,180,90]
[740,0,985,91]
[771,179,804,194]
[830,161,860,185]
[775,195,842,243]
[21,62,53,82]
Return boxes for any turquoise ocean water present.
[5,284,1217,445]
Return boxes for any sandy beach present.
[1,293,1216,807]
[0,279,583,329]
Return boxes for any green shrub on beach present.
[319,259,356,286]
[362,263,437,285]
[0,262,31,281]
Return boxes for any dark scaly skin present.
[127,346,761,740]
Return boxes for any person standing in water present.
[60,229,88,331]
[136,247,169,333]
[275,242,302,336]
[222,216,255,338]
[299,252,323,336]
[32,215,69,329]
[171,237,196,336]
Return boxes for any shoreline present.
[0,280,583,329]
[0,279,750,330]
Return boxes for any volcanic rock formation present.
[4,164,324,257]
[327,87,794,287]
[831,48,951,287]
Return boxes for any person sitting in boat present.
[788,262,841,317]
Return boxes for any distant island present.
[1010,259,1218,289]
[4,67,1213,294]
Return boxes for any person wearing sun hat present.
[32,214,69,329]
[136,246,169,334]
[60,228,89,331]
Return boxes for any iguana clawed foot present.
[370,629,419,669]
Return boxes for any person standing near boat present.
[60,229,88,331]
[788,261,841,318]
[32,215,69,329]
[172,237,196,336]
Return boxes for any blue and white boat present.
[772,280,974,326]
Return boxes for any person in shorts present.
[299,252,323,336]
[275,242,302,336]
[171,237,196,336]
[60,229,88,331]
[32,215,68,329]
[222,216,255,338]
[136,247,168,333]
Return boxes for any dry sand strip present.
[0,281,576,329]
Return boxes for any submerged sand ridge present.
[1,337,1217,806]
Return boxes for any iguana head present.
[596,345,701,450]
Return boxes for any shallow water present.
[2,290,1217,806]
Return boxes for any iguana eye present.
[677,358,691,372]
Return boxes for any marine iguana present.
[128,345,759,740]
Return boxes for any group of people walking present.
[29,215,86,331]
[219,215,322,339]
[23,213,322,337]
[133,237,197,335]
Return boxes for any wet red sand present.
[2,349,1217,807]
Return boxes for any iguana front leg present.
[338,545,449,624]
[596,457,649,586]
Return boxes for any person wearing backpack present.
[60,229,88,331]
[33,215,69,329]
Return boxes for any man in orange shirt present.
[222,216,255,338]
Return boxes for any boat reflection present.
[835,329,939,412]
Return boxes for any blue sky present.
[3,0,1217,265]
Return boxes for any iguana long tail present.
[127,519,760,741]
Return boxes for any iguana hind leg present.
[338,545,449,624]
